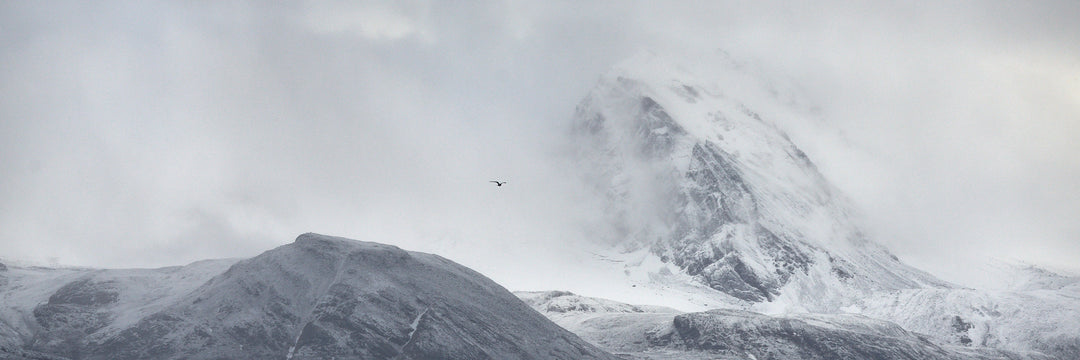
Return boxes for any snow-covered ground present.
[850,285,1080,357]
[518,290,1056,360]
[0,259,237,349]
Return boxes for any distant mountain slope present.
[0,258,238,354]
[568,52,1080,359]
[851,285,1080,359]
[848,258,1080,360]
[572,51,950,310]
[0,234,617,360]
[519,291,1055,360]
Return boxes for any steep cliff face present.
[0,234,617,360]
[572,52,949,308]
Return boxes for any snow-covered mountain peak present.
[561,52,1080,360]
[580,51,851,246]
[573,53,949,308]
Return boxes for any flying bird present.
[489,181,507,187]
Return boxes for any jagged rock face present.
[572,53,948,306]
[1,234,618,360]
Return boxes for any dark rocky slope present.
[1,234,617,360]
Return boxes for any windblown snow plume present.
[566,52,1080,359]
[572,51,948,310]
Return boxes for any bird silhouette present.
[489,181,507,187]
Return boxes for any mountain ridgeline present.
[0,234,616,360]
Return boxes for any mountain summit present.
[572,51,949,310]
[0,233,616,360]
[565,52,1080,359]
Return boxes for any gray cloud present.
[1,1,1078,287]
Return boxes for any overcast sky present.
[2,1,1078,287]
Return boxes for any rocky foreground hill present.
[0,233,616,360]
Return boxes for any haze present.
[2,1,1078,289]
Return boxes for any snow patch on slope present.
[0,258,238,349]
[850,286,1080,358]
[519,291,1054,360]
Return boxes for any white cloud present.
[1,1,1078,285]
[298,1,432,42]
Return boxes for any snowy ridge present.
[517,291,1053,360]
[0,258,238,351]
[936,257,1080,291]
[849,285,1080,358]
[516,291,681,315]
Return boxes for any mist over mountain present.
[5,2,1078,282]
[571,51,953,311]
[3,2,1080,359]
[4,48,1077,359]
[555,52,1080,359]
